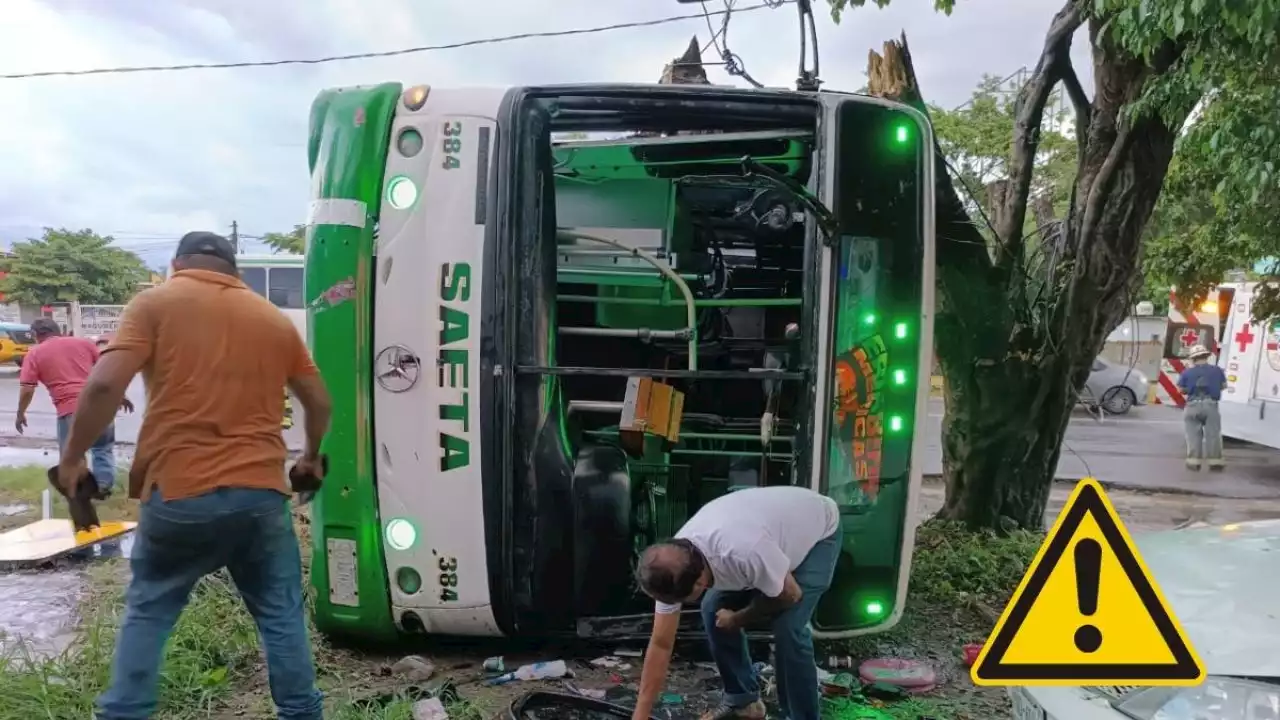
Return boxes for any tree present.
[1141,76,1280,319]
[262,225,306,254]
[824,0,1280,529]
[0,228,149,306]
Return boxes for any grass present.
[1,464,1042,719]
[831,520,1043,720]
[0,463,137,532]
[0,465,489,720]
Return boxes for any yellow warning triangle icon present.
[971,477,1206,687]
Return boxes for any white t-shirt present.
[654,486,840,614]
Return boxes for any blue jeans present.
[96,488,323,720]
[701,527,843,720]
[55,414,116,493]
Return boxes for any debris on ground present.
[825,655,857,669]
[563,681,608,700]
[589,655,632,670]
[820,671,858,697]
[483,655,506,673]
[487,659,572,685]
[411,696,449,720]
[348,678,460,713]
[391,655,437,683]
[858,658,938,694]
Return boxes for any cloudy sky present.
[0,0,1087,268]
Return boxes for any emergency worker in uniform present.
[1177,344,1228,471]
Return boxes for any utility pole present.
[230,220,239,254]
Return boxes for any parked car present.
[0,322,34,367]
[1082,356,1149,415]
[1010,519,1280,719]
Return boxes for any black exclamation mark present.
[1073,538,1103,653]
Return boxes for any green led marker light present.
[865,600,885,616]
[386,175,419,210]
[892,368,908,386]
[385,518,417,550]
[894,322,909,340]
[894,124,910,143]
[862,312,877,325]
[888,415,905,432]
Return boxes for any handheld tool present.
[46,465,101,532]
[289,453,328,506]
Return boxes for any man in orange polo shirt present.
[57,231,333,720]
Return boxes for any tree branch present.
[1059,57,1091,150]
[997,1,1086,259]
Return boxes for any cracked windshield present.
[1,0,1279,718]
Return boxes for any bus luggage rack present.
[629,461,690,549]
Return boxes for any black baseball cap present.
[175,231,237,268]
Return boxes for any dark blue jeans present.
[96,488,323,720]
[55,414,116,493]
[700,526,843,720]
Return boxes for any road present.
[0,368,1276,498]
[920,397,1280,498]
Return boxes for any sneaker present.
[93,487,112,501]
[700,700,766,720]
[1185,460,1202,471]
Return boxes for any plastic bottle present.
[488,660,569,684]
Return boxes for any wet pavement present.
[0,534,133,660]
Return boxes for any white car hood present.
[1137,519,1280,678]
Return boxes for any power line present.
[0,2,791,81]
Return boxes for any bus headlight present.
[403,85,429,111]
[385,518,417,550]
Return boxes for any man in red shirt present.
[16,317,133,497]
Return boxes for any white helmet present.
[1187,344,1212,359]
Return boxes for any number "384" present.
[440,122,463,171]
[438,555,459,602]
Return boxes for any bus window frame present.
[267,266,305,310]
[241,267,267,297]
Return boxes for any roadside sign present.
[971,477,1205,687]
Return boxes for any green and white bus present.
[236,254,306,340]
[304,82,935,642]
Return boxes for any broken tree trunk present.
[864,7,1187,530]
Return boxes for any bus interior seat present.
[570,444,634,617]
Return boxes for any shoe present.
[93,487,113,501]
[1185,461,1202,471]
[700,700,766,720]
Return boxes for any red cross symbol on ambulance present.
[1180,328,1200,348]
[1235,324,1257,353]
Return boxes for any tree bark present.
[864,4,1191,530]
